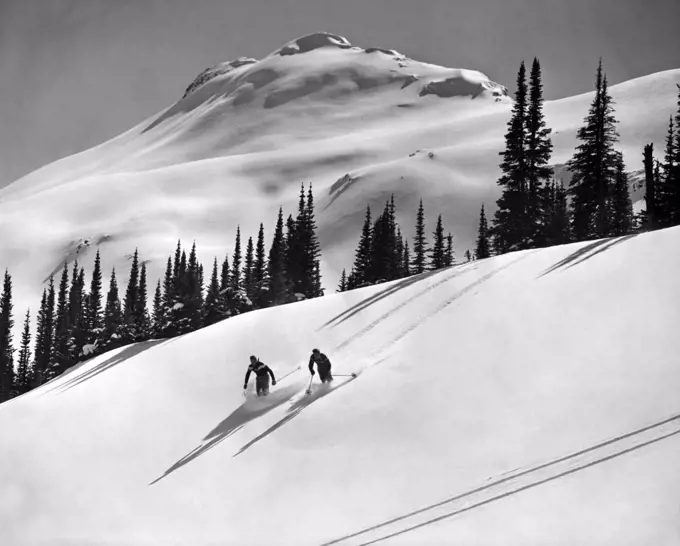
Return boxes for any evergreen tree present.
[370,201,399,282]
[33,289,47,387]
[268,208,289,305]
[67,261,86,361]
[493,61,529,253]
[429,215,446,270]
[179,242,203,333]
[162,257,173,313]
[337,269,348,292]
[87,250,103,342]
[351,205,373,287]
[220,252,230,292]
[395,227,404,278]
[566,60,620,240]
[102,268,123,350]
[135,262,151,340]
[312,262,323,298]
[253,223,267,298]
[152,279,163,336]
[525,57,554,244]
[49,263,71,379]
[476,204,491,259]
[656,117,675,227]
[386,195,402,279]
[172,240,182,288]
[0,270,15,402]
[203,258,227,326]
[411,200,428,274]
[402,240,411,277]
[34,277,55,385]
[444,233,454,267]
[285,199,302,297]
[15,310,32,395]
[643,143,656,230]
[244,236,255,297]
[231,226,242,292]
[610,153,634,236]
[303,183,323,297]
[122,249,140,340]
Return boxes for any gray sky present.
[1,0,678,187]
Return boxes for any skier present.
[308,348,333,383]
[243,356,276,396]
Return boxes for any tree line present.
[0,183,323,402]
[473,58,680,259]
[337,197,455,291]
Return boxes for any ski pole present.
[305,375,314,395]
[277,365,301,383]
[332,373,357,378]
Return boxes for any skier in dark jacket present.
[309,348,333,383]
[244,356,276,396]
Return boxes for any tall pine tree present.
[493,61,529,253]
[87,250,103,343]
[476,204,491,259]
[351,205,373,287]
[643,143,656,230]
[15,310,32,396]
[49,263,71,379]
[102,268,123,349]
[566,59,620,240]
[429,215,446,270]
[0,270,15,402]
[525,57,554,245]
[231,227,242,292]
[411,200,428,274]
[267,208,289,305]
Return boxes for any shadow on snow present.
[233,374,359,458]
[149,382,302,485]
[45,339,168,394]
[538,234,638,278]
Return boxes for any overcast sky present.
[0,0,678,187]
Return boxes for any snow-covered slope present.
[0,32,678,315]
[1,228,679,545]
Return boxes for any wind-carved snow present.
[275,32,353,56]
[1,229,679,545]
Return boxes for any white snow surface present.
[0,32,677,317]
[1,228,680,545]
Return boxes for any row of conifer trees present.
[0,183,323,402]
[472,58,680,260]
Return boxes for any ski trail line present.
[333,264,476,352]
[371,251,535,358]
[319,411,680,546]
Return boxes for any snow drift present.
[1,228,679,545]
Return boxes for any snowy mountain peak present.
[272,32,353,56]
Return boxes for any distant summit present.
[179,32,508,104]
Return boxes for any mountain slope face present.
[1,228,679,546]
[0,32,678,311]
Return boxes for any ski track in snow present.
[320,411,680,545]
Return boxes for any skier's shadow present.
[150,383,301,485]
[233,376,359,457]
